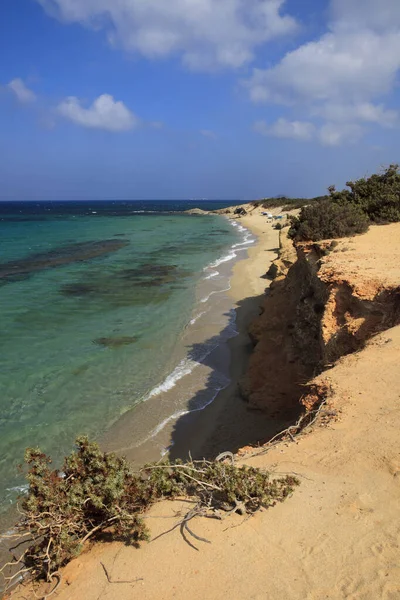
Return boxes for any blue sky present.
[1,0,399,200]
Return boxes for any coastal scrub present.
[1,437,299,591]
[289,165,400,241]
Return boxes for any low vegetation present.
[289,165,400,241]
[288,200,369,242]
[252,195,326,211]
[328,163,400,223]
[1,437,299,591]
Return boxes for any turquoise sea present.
[0,200,247,515]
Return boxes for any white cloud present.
[254,118,315,140]
[332,0,400,32]
[246,0,400,144]
[200,129,217,139]
[7,78,36,103]
[246,30,400,105]
[315,103,398,127]
[36,0,297,70]
[57,94,137,131]
[318,122,363,146]
[253,118,362,146]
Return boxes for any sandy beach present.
[99,205,283,466]
[170,206,286,460]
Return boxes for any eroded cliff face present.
[241,225,400,415]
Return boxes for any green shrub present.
[1,437,299,588]
[288,165,400,241]
[329,164,400,223]
[260,196,319,210]
[289,200,369,241]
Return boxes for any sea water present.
[0,200,251,515]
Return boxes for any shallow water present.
[0,200,244,514]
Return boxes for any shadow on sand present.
[168,288,303,462]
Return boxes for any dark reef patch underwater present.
[93,336,139,349]
[0,200,242,518]
[0,239,129,283]
[59,263,190,307]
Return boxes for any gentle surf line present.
[112,217,250,456]
[131,373,231,451]
[203,271,219,280]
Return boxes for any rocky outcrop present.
[264,227,297,280]
[241,224,400,415]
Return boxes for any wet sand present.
[101,206,283,465]
[170,208,284,460]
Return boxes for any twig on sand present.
[100,562,143,585]
[32,573,61,600]
[246,400,328,459]
[222,514,252,532]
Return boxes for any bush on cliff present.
[289,165,400,241]
[289,200,369,242]
[1,437,299,590]
[329,164,400,223]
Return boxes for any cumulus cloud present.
[332,0,400,31]
[36,0,297,70]
[7,78,36,103]
[247,30,400,106]
[318,122,363,146]
[247,0,400,144]
[315,103,398,128]
[253,118,361,146]
[254,118,315,141]
[57,94,137,131]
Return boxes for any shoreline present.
[170,208,283,460]
[0,208,261,533]
[99,212,256,465]
[101,206,283,466]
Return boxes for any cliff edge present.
[241,223,400,418]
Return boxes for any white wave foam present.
[141,375,231,447]
[203,270,219,280]
[202,219,252,274]
[200,283,232,304]
[144,359,198,401]
[208,251,237,268]
[148,410,189,439]
[230,221,247,233]
[127,219,249,452]
[189,311,207,325]
[232,237,255,248]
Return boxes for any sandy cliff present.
[241,224,400,419]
